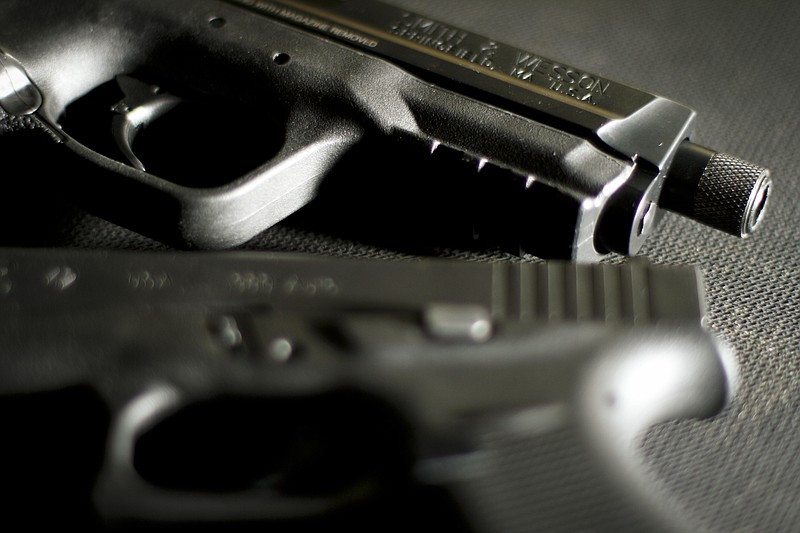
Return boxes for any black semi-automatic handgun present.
[0,247,734,532]
[0,0,771,259]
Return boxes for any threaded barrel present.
[661,141,771,237]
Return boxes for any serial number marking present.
[229,271,340,297]
[282,273,340,296]
[230,271,274,294]
[128,270,171,291]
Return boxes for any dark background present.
[5,1,798,531]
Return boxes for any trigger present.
[111,76,181,172]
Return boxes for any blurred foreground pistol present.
[0,0,771,258]
[0,247,734,532]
